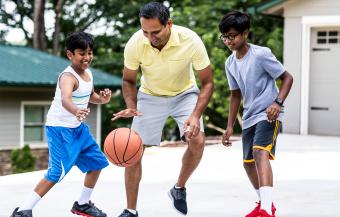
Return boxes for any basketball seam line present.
[122,128,132,162]
[112,129,123,166]
[124,137,143,163]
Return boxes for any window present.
[317,30,340,44]
[24,104,49,144]
[328,31,338,44]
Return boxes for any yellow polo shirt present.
[124,25,210,96]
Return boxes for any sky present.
[0,0,107,44]
[1,0,172,44]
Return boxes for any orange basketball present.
[104,128,143,167]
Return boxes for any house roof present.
[0,44,121,88]
[248,0,285,16]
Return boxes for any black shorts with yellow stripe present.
[242,120,281,163]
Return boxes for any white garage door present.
[309,27,340,136]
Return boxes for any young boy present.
[11,32,111,217]
[219,11,293,217]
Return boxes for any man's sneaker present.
[258,209,275,217]
[71,201,107,217]
[245,201,276,217]
[10,207,32,217]
[118,209,138,217]
[168,186,188,215]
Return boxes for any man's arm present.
[122,66,138,109]
[192,65,214,118]
[184,65,214,139]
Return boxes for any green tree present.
[1,0,284,140]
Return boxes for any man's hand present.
[183,115,200,141]
[266,103,281,122]
[111,108,142,121]
[99,88,112,103]
[222,127,233,147]
[76,108,90,122]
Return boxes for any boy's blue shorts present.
[44,123,108,183]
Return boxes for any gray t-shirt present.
[225,44,285,129]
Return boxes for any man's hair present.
[219,11,250,33]
[65,32,94,53]
[139,2,170,25]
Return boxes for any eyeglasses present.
[219,32,241,41]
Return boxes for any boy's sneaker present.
[245,201,260,217]
[258,209,275,217]
[71,201,107,217]
[10,207,32,217]
[118,209,138,217]
[168,186,188,215]
[245,201,276,217]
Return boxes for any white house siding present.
[0,98,21,147]
[280,0,340,134]
[0,89,53,148]
[0,88,99,148]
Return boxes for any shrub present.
[10,145,36,173]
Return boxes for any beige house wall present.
[280,0,340,134]
[282,17,302,134]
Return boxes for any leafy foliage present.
[10,145,36,173]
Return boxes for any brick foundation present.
[0,148,49,176]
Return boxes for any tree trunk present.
[52,0,65,56]
[33,0,47,51]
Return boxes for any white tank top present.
[46,66,93,128]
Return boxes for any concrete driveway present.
[1,134,340,217]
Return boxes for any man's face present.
[220,28,248,51]
[140,17,172,48]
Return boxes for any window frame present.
[20,101,51,147]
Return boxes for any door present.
[309,27,340,136]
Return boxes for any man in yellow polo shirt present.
[112,2,213,217]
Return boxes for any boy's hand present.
[222,127,233,147]
[100,88,112,103]
[266,103,281,122]
[111,108,142,121]
[76,108,90,121]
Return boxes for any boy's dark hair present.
[219,11,250,33]
[65,32,94,53]
[139,2,170,26]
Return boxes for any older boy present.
[219,11,293,217]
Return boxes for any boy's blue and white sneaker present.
[10,207,32,217]
[168,186,188,215]
[118,209,138,217]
